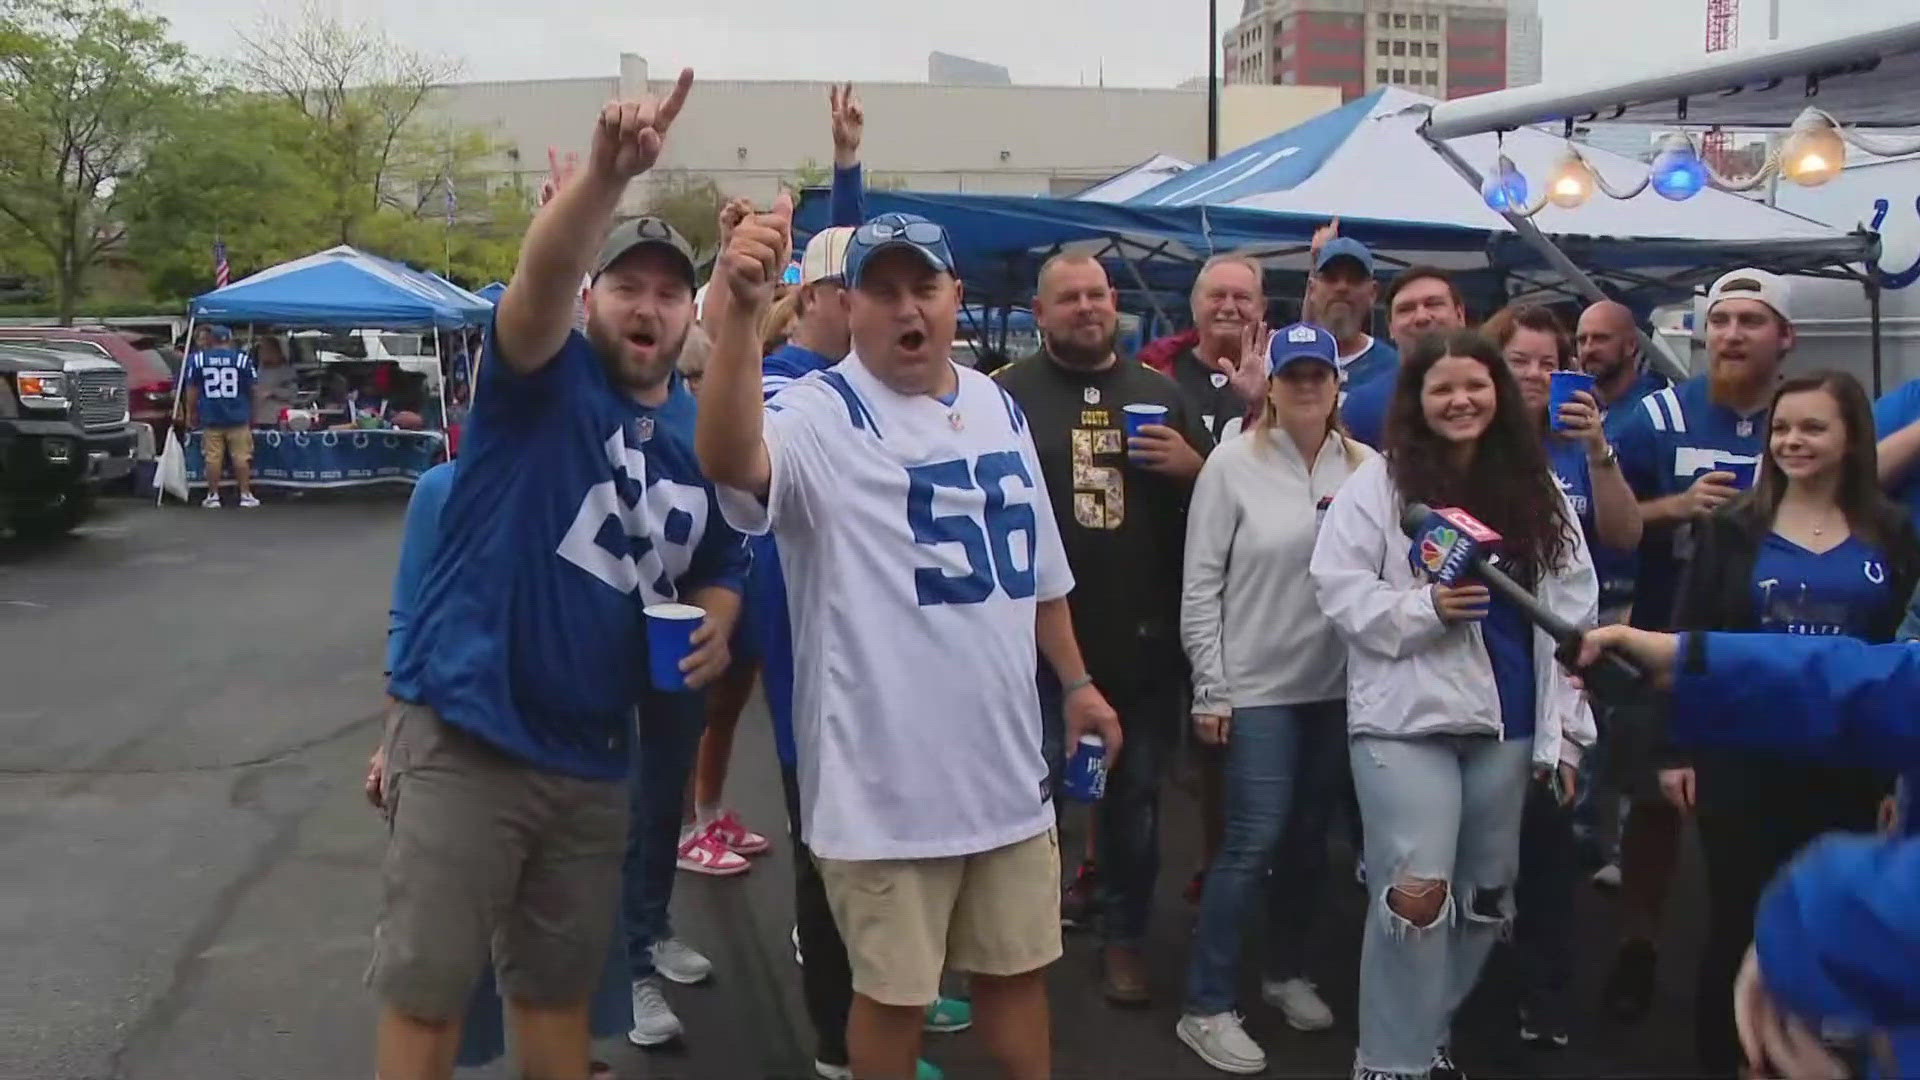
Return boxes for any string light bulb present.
[1649,133,1707,201]
[1545,148,1595,209]
[1480,155,1529,211]
[1781,107,1846,186]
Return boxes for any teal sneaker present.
[923,995,972,1033]
[917,1059,945,1080]
[814,1059,942,1080]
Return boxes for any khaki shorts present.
[202,425,253,469]
[366,703,628,1020]
[817,827,1062,1006]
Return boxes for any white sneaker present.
[813,1062,852,1080]
[201,492,222,508]
[627,978,682,1046]
[1263,976,1335,1031]
[1176,1012,1267,1075]
[650,936,712,985]
[1592,863,1622,889]
[792,923,804,966]
[238,492,261,508]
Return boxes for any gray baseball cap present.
[592,216,697,286]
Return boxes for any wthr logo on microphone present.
[1409,506,1501,585]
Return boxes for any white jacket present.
[1307,454,1598,769]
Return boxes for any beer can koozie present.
[1063,734,1108,802]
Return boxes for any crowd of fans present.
[363,70,1917,1080]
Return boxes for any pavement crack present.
[0,710,383,780]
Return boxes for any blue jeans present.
[623,687,708,980]
[1350,734,1531,1078]
[1183,700,1346,1016]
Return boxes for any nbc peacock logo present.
[1420,526,1458,573]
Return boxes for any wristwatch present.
[1590,444,1619,469]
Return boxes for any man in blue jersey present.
[1340,265,1468,449]
[181,325,261,508]
[374,71,751,1080]
[1569,623,1918,1080]
[1600,267,1795,1025]
[1304,233,1398,391]
[1873,378,1920,532]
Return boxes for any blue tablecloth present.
[186,428,444,488]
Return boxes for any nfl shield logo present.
[633,417,655,443]
[1083,386,1100,404]
[1210,372,1229,389]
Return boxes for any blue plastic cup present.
[1122,403,1168,459]
[644,602,706,692]
[1548,370,1597,432]
[1714,459,1758,490]
[1062,734,1108,802]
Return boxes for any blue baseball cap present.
[1313,236,1375,277]
[844,213,956,288]
[1268,322,1338,375]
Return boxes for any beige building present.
[1223,0,1511,101]
[421,55,1341,211]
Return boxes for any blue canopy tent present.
[795,87,1874,331]
[476,281,508,304]
[190,245,492,329]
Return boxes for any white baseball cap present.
[1706,268,1791,323]
[801,227,855,285]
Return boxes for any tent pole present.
[1116,251,1172,333]
[435,327,451,461]
[161,314,198,506]
[1868,276,1884,398]
[1420,130,1689,380]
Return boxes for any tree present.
[787,158,831,191]
[234,0,460,246]
[0,0,198,322]
[645,171,726,259]
[121,91,333,301]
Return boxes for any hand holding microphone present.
[1400,502,1646,707]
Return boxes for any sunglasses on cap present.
[854,219,947,246]
[631,217,679,241]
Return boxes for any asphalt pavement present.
[1,493,1710,1080]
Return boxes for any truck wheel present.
[12,491,91,541]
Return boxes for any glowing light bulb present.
[1782,108,1845,186]
[1649,134,1707,201]
[1546,148,1594,209]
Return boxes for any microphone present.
[1400,501,1645,707]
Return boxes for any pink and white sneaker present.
[708,810,771,856]
[676,824,750,876]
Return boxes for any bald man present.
[1575,301,1671,440]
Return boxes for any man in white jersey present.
[699,199,1123,1079]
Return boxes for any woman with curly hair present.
[1309,329,1598,1080]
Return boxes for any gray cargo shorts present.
[366,702,628,1020]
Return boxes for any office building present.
[1223,0,1510,101]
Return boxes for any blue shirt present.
[1590,367,1672,609]
[390,320,750,779]
[1873,378,1920,533]
[185,347,259,428]
[1483,594,1537,742]
[386,461,457,679]
[1752,533,1892,639]
[1546,435,1596,544]
[1615,377,1768,629]
[1341,364,1396,450]
[750,343,839,768]
[1340,337,1400,393]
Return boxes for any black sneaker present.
[1601,939,1658,1024]
[1517,1006,1570,1049]
[1060,861,1099,929]
[1429,1047,1467,1080]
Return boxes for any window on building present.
[1393,13,1406,27]
[1377,38,1390,53]
[1392,40,1406,55]
[1392,68,1405,82]
[1426,42,1439,57]
[1427,14,1441,29]
[1377,12,1390,27]
[1376,66,1389,82]
[1425,70,1439,84]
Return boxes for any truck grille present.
[69,368,127,430]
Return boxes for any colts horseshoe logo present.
[320,431,340,447]
[1864,561,1887,585]
[352,432,371,449]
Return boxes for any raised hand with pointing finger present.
[589,67,694,184]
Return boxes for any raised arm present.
[697,192,793,496]
[495,69,693,373]
[829,83,866,227]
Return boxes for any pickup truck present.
[0,343,98,538]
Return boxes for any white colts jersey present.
[719,356,1074,861]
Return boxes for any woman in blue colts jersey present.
[1485,304,1643,1050]
[1661,370,1920,1077]
[1311,329,1596,1080]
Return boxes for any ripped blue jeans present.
[1349,734,1531,1078]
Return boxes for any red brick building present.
[1224,0,1518,102]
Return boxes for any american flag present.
[213,240,230,289]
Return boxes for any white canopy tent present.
[1071,155,1194,204]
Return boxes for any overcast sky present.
[142,0,1912,89]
